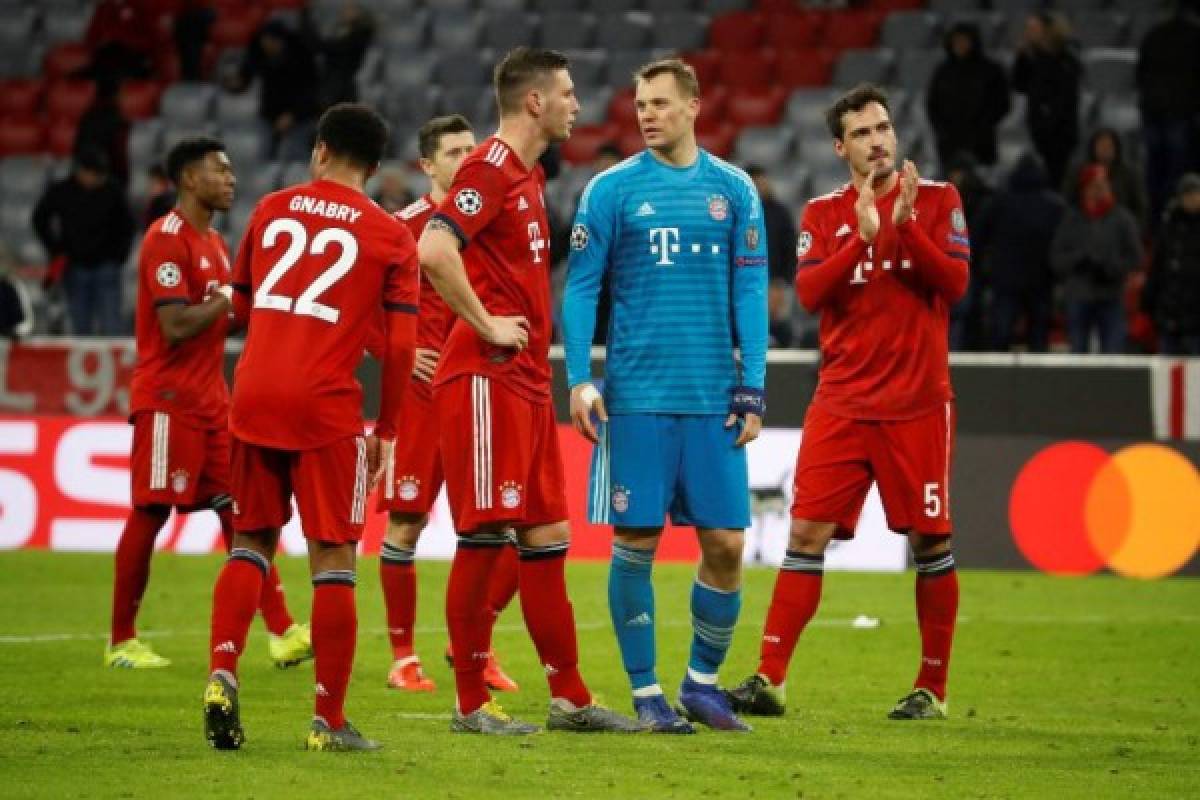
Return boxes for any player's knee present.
[909,533,952,559]
[517,520,570,548]
[386,512,427,549]
[789,519,836,554]
[698,532,744,578]
[135,503,172,522]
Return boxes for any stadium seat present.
[698,0,751,12]
[118,81,164,120]
[943,11,1005,48]
[894,49,942,92]
[616,126,644,156]
[696,122,736,157]
[605,50,657,87]
[210,8,265,49]
[820,10,883,51]
[215,88,259,125]
[431,11,484,50]
[0,156,49,200]
[384,51,438,88]
[1083,49,1137,94]
[771,166,809,209]
[588,0,638,11]
[46,116,77,157]
[786,88,840,129]
[1051,0,1110,11]
[560,122,620,164]
[576,87,614,126]
[726,86,788,127]
[435,51,491,87]
[680,50,721,87]
[928,0,984,11]
[531,0,586,10]
[1073,13,1129,49]
[607,87,638,128]
[160,83,217,126]
[483,15,540,51]
[42,43,91,80]
[775,49,835,88]
[717,51,775,89]
[439,86,493,126]
[542,12,597,49]
[563,49,608,87]
[221,123,268,169]
[990,0,1040,12]
[1095,92,1140,135]
[387,85,440,125]
[0,79,44,116]
[0,8,36,48]
[880,11,941,50]
[597,12,653,50]
[162,124,219,157]
[379,12,429,50]
[239,160,282,201]
[831,49,894,88]
[651,12,710,52]
[647,0,697,11]
[734,125,794,169]
[866,0,925,10]
[127,119,162,165]
[709,12,765,51]
[45,81,95,121]
[0,115,43,155]
[695,86,728,133]
[42,7,90,44]
[763,12,824,50]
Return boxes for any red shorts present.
[230,435,370,544]
[435,375,568,533]
[376,385,443,515]
[129,411,229,510]
[791,401,955,537]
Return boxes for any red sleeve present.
[794,202,868,312]
[429,160,508,248]
[895,185,969,304]
[228,206,261,323]
[375,230,420,439]
[141,230,191,307]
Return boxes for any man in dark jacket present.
[1136,0,1200,226]
[1142,173,1200,354]
[945,152,994,351]
[974,154,1064,352]
[926,22,1010,172]
[746,164,798,347]
[32,148,135,335]
[1012,11,1082,190]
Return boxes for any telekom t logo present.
[649,227,681,266]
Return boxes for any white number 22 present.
[254,218,358,324]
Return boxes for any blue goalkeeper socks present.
[608,542,659,695]
[687,578,741,685]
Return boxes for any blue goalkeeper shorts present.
[587,413,750,530]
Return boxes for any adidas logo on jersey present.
[517,196,529,211]
[636,201,656,217]
[835,223,852,237]
[626,612,653,627]
[199,256,211,271]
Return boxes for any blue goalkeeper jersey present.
[562,149,769,415]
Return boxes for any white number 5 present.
[255,218,358,324]
[923,482,942,518]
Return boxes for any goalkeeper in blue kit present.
[562,59,769,733]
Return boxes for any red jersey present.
[129,209,232,429]
[430,136,553,403]
[229,179,420,450]
[797,179,970,420]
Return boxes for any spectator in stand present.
[173,1,216,81]
[0,243,34,339]
[32,148,135,336]
[74,77,130,186]
[1012,11,1082,190]
[1063,128,1149,234]
[82,0,161,84]
[1142,174,1200,355]
[974,153,1064,353]
[372,164,414,214]
[1136,0,1200,227]
[746,164,798,347]
[1051,164,1143,354]
[224,20,320,161]
[143,164,176,227]
[926,22,1010,173]
[944,152,994,351]
[302,1,376,108]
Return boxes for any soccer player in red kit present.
[203,104,419,752]
[729,84,968,721]
[374,114,519,694]
[110,136,308,670]
[418,47,641,735]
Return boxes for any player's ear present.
[418,157,435,178]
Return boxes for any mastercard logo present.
[1009,442,1200,579]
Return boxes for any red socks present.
[311,573,357,730]
[914,552,958,702]
[110,506,169,645]
[208,548,267,678]
[445,536,507,714]
[217,508,293,636]
[756,551,825,686]
[487,543,519,620]
[517,543,591,708]
[380,542,417,660]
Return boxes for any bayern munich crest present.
[611,485,630,514]
[455,188,483,216]
[707,195,729,221]
[500,480,523,509]
[398,476,420,502]
[170,469,189,494]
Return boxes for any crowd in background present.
[2,0,1199,356]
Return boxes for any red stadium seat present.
[821,11,883,51]
[607,88,638,129]
[0,115,45,156]
[757,0,800,11]
[695,86,728,134]
[118,80,164,119]
[45,81,96,121]
[680,51,721,89]
[46,116,78,157]
[776,49,836,88]
[209,8,265,49]
[726,86,788,127]
[0,79,44,116]
[696,122,737,158]
[764,12,825,49]
[717,51,776,89]
[561,123,620,165]
[617,128,645,157]
[43,43,92,80]
[709,12,765,51]
[866,0,924,10]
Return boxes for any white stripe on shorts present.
[150,412,169,491]
[352,436,367,524]
[473,375,492,510]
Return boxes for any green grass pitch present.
[1,551,1197,799]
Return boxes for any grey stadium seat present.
[943,11,1006,49]
[430,11,483,50]
[588,0,638,11]
[880,11,941,50]
[483,15,540,51]
[928,0,984,12]
[479,0,531,10]
[697,0,750,13]
[220,123,269,170]
[596,13,653,51]
[647,0,697,11]
[652,12,709,52]
[238,161,281,203]
[562,49,607,87]
[435,51,491,86]
[605,50,657,87]
[894,49,943,92]
[531,0,585,11]
[1083,49,1137,94]
[1095,92,1140,134]
[215,89,259,125]
[0,157,49,202]
[786,88,840,130]
[990,0,1041,13]
[1073,13,1129,49]
[1050,0,1110,12]
[128,120,163,167]
[439,86,494,126]
[542,12,596,49]
[162,124,219,157]
[575,87,614,126]
[832,49,894,88]
[387,85,440,125]
[734,126,795,170]
[0,8,36,47]
[42,8,89,44]
[379,12,429,51]
[384,51,438,88]
[160,83,217,126]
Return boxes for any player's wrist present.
[730,386,765,418]
[577,383,601,408]
[212,284,233,306]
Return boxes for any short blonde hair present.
[634,58,700,99]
